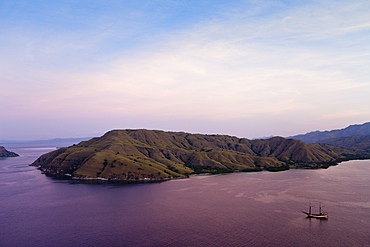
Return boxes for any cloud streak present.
[1,0,370,139]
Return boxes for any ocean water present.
[1,145,370,246]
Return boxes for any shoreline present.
[31,157,370,185]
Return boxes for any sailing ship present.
[302,202,328,219]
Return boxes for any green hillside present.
[320,135,370,149]
[31,129,367,182]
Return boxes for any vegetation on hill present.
[0,146,19,157]
[320,135,370,149]
[31,129,370,182]
[312,135,370,160]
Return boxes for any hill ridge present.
[289,122,370,143]
[31,129,368,182]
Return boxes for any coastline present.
[32,158,370,184]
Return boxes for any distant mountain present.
[319,135,370,151]
[0,137,91,148]
[0,137,91,144]
[0,146,19,157]
[31,129,363,182]
[289,122,370,144]
[251,135,275,140]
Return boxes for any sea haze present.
[1,144,370,246]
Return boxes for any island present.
[0,146,19,157]
[31,129,370,182]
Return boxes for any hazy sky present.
[1,0,370,140]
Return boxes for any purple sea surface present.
[1,145,370,246]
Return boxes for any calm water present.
[1,145,370,247]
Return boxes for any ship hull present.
[302,211,328,219]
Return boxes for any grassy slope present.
[320,135,370,149]
[313,135,370,160]
[32,129,358,181]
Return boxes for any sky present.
[1,0,370,140]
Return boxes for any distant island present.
[0,146,19,157]
[31,128,370,182]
